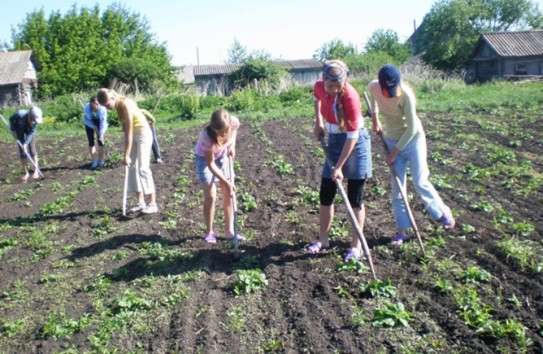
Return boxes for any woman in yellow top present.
[97,89,158,215]
[367,64,454,245]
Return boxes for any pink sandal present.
[344,248,361,262]
[203,233,217,244]
[307,241,323,254]
[225,234,246,242]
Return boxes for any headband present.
[323,63,347,82]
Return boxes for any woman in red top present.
[307,60,372,262]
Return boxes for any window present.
[514,63,528,75]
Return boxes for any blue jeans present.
[384,132,448,230]
[150,125,162,160]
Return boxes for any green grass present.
[3,79,543,145]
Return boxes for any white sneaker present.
[142,203,158,214]
[128,203,146,213]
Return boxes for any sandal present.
[203,233,217,244]
[21,174,30,181]
[225,234,246,242]
[390,233,410,246]
[441,207,455,230]
[344,248,361,262]
[307,241,323,254]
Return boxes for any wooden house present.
[470,30,543,82]
[0,50,38,106]
[178,59,322,95]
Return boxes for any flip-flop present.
[203,233,217,244]
[225,234,246,242]
[32,175,40,180]
[344,248,361,262]
[307,241,323,254]
[390,233,410,246]
[21,174,30,181]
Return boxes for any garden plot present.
[0,110,542,353]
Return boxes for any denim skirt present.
[322,127,372,179]
[195,154,233,183]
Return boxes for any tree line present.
[3,0,542,99]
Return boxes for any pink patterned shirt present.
[194,116,240,158]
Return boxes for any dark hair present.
[89,95,99,104]
[97,88,111,106]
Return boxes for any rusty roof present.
[0,50,34,85]
[481,30,543,57]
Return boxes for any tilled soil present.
[0,112,542,353]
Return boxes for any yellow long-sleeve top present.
[367,80,423,151]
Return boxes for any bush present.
[278,86,311,104]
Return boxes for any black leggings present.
[320,178,366,208]
[85,125,104,147]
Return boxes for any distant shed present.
[470,30,543,82]
[0,50,38,106]
[179,59,322,95]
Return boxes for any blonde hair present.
[206,109,232,145]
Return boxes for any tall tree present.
[364,29,411,64]
[313,39,357,61]
[11,4,176,97]
[225,38,247,64]
[419,0,543,71]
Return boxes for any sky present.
[1,0,542,67]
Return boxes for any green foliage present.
[0,319,26,338]
[313,38,357,61]
[225,38,247,64]
[419,0,543,70]
[457,266,491,284]
[237,192,257,212]
[116,289,153,312]
[109,57,165,92]
[229,58,288,88]
[336,258,369,274]
[344,51,398,76]
[364,29,411,64]
[226,89,257,111]
[267,154,293,175]
[359,279,397,298]
[278,85,312,104]
[42,310,92,339]
[0,239,18,260]
[372,302,413,328]
[512,220,535,237]
[11,4,176,98]
[232,268,268,296]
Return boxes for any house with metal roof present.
[0,50,38,106]
[178,59,322,95]
[470,30,543,82]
